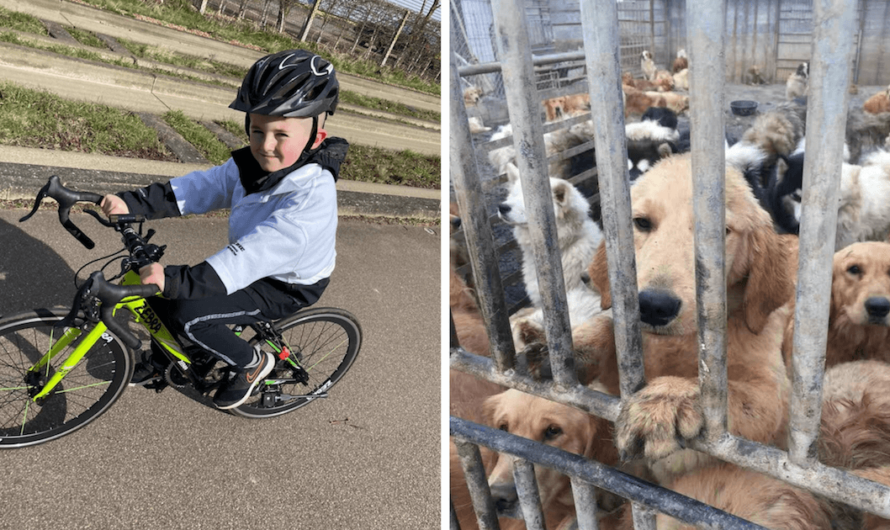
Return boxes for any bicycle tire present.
[0,309,132,448]
[232,307,362,419]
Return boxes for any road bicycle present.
[0,176,362,448]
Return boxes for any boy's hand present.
[100,194,129,216]
[140,263,165,294]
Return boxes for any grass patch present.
[0,30,137,69]
[341,144,440,189]
[116,36,247,79]
[65,0,439,95]
[162,110,231,165]
[216,119,247,142]
[0,6,47,35]
[66,26,106,49]
[0,82,175,160]
[339,91,439,123]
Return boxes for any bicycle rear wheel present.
[0,309,132,448]
[233,307,362,418]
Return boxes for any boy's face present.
[248,113,327,173]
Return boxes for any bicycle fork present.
[27,323,114,401]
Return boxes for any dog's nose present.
[865,297,890,319]
[581,271,591,284]
[489,482,518,513]
[639,289,682,326]
[450,216,461,230]
[498,203,511,216]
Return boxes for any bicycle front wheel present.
[233,308,362,419]
[0,309,132,448]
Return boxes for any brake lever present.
[55,277,94,330]
[19,176,103,249]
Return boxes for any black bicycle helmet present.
[230,49,339,118]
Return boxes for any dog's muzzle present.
[639,289,682,327]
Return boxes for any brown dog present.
[782,242,890,369]
[483,386,619,528]
[600,464,831,530]
[547,154,796,484]
[864,86,890,115]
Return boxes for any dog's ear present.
[657,142,673,159]
[744,227,796,334]
[588,240,612,308]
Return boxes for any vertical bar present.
[513,459,546,530]
[579,0,644,398]
[455,439,501,530]
[631,503,657,530]
[687,0,729,440]
[570,477,600,530]
[788,0,857,465]
[490,0,576,387]
[449,43,516,372]
[579,2,648,525]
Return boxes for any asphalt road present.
[0,209,441,529]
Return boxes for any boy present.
[101,50,348,410]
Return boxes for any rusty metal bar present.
[458,50,587,76]
[631,503,657,530]
[789,0,857,465]
[450,348,621,421]
[686,0,729,440]
[451,418,768,529]
[449,41,516,372]
[454,438,501,530]
[569,477,599,530]
[513,459,546,530]
[580,0,644,399]
[451,345,890,517]
[490,0,576,387]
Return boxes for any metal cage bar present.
[687,0,729,440]
[788,0,858,466]
[514,459,547,530]
[488,0,576,387]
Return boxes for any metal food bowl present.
[730,100,758,116]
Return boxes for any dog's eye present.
[848,264,862,275]
[726,226,732,236]
[498,423,508,432]
[544,426,562,440]
[633,217,653,231]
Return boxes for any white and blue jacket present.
[120,138,348,300]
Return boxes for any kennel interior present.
[449,0,890,528]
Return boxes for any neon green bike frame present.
[28,271,183,401]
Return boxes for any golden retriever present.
[599,464,832,530]
[782,242,890,369]
[543,96,567,122]
[644,91,689,114]
[464,85,483,106]
[864,85,890,115]
[535,154,796,484]
[623,86,669,117]
[483,386,620,528]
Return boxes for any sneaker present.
[129,350,166,387]
[213,352,275,410]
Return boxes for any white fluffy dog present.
[498,163,604,335]
[836,149,890,249]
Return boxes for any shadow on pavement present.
[0,217,78,316]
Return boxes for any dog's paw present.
[515,341,553,381]
[616,377,703,461]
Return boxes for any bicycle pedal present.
[128,375,163,388]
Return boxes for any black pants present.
[148,278,328,368]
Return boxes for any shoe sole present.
[215,353,275,410]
